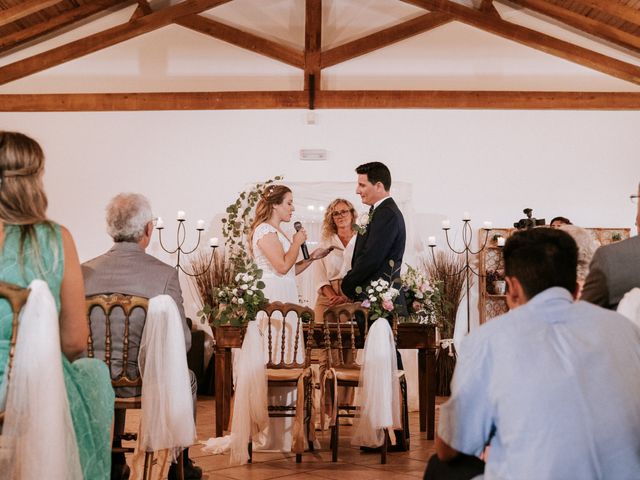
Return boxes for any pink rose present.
[382,300,394,312]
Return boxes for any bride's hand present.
[293,228,307,246]
[310,246,333,261]
[328,295,349,306]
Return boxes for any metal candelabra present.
[155,213,218,277]
[428,216,493,334]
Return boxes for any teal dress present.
[0,223,114,480]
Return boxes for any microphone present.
[293,221,310,260]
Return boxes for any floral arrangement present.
[195,176,282,326]
[355,278,401,321]
[209,263,268,326]
[401,265,443,325]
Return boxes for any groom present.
[341,161,410,449]
[341,161,407,315]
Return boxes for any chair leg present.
[248,441,253,463]
[143,451,154,480]
[381,429,388,465]
[177,450,185,480]
[331,423,339,462]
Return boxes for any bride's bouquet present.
[211,262,268,327]
[356,278,401,321]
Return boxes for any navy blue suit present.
[342,196,407,315]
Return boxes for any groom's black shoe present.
[168,450,203,480]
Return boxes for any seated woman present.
[0,131,114,479]
[313,198,357,320]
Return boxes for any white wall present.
[2,109,638,318]
[1,1,639,318]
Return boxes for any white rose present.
[415,292,424,299]
[358,213,370,226]
[251,285,258,291]
[218,291,225,297]
[367,288,374,294]
[369,296,376,302]
[241,284,249,290]
[232,288,239,296]
[247,275,254,281]
[247,290,254,296]
[242,274,250,281]
[375,286,383,292]
[238,298,244,305]
[235,273,242,282]
[389,288,399,298]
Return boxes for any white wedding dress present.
[252,223,304,451]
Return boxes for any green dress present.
[0,222,114,480]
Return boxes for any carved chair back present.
[0,281,30,425]
[86,294,149,389]
[261,302,314,370]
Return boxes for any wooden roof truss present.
[0,0,639,110]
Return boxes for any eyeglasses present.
[332,209,351,218]
[631,195,639,205]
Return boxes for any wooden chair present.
[321,303,408,464]
[86,294,184,480]
[0,281,30,428]
[249,301,316,464]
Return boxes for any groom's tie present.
[369,205,374,215]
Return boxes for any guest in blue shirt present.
[425,227,640,480]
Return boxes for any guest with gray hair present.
[559,224,600,298]
[82,192,201,480]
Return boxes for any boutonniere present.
[353,211,373,235]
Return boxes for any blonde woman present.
[313,198,357,320]
[0,131,114,479]
[248,184,329,452]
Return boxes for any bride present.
[248,184,330,451]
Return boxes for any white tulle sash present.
[617,288,640,328]
[351,317,401,447]
[139,295,196,461]
[0,279,82,480]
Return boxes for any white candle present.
[209,237,219,247]
[427,236,436,247]
[463,211,471,221]
[177,210,186,221]
[155,217,164,229]
[497,236,506,247]
[441,219,451,229]
[483,221,492,230]
[196,219,205,230]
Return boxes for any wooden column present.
[304,0,322,109]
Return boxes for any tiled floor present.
[174,396,444,480]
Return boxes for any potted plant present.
[486,269,506,295]
[424,251,466,396]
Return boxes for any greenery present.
[196,176,282,326]
[401,265,444,325]
[422,251,466,339]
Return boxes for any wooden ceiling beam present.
[0,91,308,111]
[315,90,640,109]
[304,0,322,95]
[0,90,638,111]
[175,15,304,68]
[0,0,134,55]
[502,0,640,53]
[403,0,640,85]
[0,0,232,86]
[568,0,640,26]
[130,0,153,21]
[0,0,62,28]
[321,12,452,68]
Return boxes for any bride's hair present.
[248,184,292,253]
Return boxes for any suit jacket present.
[82,241,191,396]
[581,235,640,310]
[341,197,406,313]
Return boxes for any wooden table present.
[213,323,437,439]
